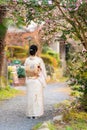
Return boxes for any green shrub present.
[41,54,59,68]
[41,54,58,76]
[41,54,53,65]
[63,109,87,129]
[7,45,28,59]
[42,44,60,66]
[54,101,87,130]
[80,94,87,111]
[33,121,56,130]
[6,50,11,58]
[0,86,21,100]
[47,50,60,63]
[47,122,56,130]
[14,52,27,58]
[32,123,42,130]
[8,68,13,85]
[42,43,50,54]
[17,67,25,78]
[66,48,87,110]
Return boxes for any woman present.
[24,45,47,119]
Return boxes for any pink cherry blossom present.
[23,0,27,2]
[12,0,17,2]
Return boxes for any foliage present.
[80,94,87,111]
[66,122,87,130]
[41,54,58,68]
[66,43,87,110]
[0,76,8,88]
[64,109,87,122]
[42,44,60,65]
[6,50,11,59]
[53,0,87,49]
[19,0,87,49]
[54,101,87,130]
[41,53,59,77]
[67,50,87,89]
[0,24,7,37]
[7,45,28,58]
[63,109,87,130]
[14,52,27,58]
[41,54,54,76]
[70,85,83,98]
[66,127,73,130]
[42,43,51,54]
[17,67,25,78]
[32,123,42,130]
[12,59,21,65]
[1,0,87,91]
[0,86,21,100]
[33,121,56,130]
[47,50,60,65]
[8,66,13,85]
[41,54,53,65]
[47,122,56,130]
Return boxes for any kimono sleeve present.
[40,58,47,80]
[24,58,29,74]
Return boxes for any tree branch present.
[74,15,87,49]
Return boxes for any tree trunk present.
[0,5,7,88]
[1,52,8,88]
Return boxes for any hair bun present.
[29,44,38,55]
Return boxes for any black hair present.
[29,44,38,56]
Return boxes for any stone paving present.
[0,82,71,130]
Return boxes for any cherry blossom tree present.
[12,0,86,49]
[1,0,87,49]
[0,0,87,88]
[53,0,87,50]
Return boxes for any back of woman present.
[24,45,47,119]
[25,56,41,78]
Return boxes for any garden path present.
[0,82,71,130]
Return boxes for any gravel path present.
[0,82,71,130]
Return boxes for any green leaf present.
[2,18,14,27]
[0,0,8,5]
[66,126,73,130]
[0,24,7,38]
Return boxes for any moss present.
[0,86,21,100]
[33,121,56,130]
[32,123,42,130]
[54,101,87,130]
[47,122,57,130]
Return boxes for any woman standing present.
[24,45,47,119]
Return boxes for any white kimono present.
[24,56,47,117]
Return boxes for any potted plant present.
[17,67,26,86]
